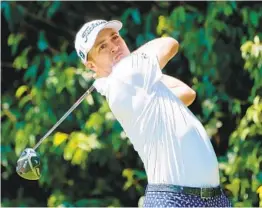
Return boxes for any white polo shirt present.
[94,52,220,188]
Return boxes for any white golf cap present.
[75,19,122,63]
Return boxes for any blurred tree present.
[1,1,261,207]
[220,35,262,207]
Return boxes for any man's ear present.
[85,61,96,72]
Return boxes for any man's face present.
[86,28,130,77]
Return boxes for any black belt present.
[146,184,223,199]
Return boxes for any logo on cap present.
[79,50,85,60]
[82,20,107,43]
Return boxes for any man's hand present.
[134,37,179,69]
[161,74,196,107]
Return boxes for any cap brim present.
[104,20,122,31]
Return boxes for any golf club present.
[16,85,95,180]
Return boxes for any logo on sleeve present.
[141,53,149,59]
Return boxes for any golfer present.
[75,19,231,207]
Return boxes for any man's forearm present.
[161,74,196,106]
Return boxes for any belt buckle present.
[200,188,211,199]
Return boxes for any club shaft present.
[33,85,95,150]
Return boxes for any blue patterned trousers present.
[143,185,232,207]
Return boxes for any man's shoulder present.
[113,51,156,74]
[133,45,157,57]
[115,51,154,67]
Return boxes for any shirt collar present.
[93,54,131,97]
[93,76,109,97]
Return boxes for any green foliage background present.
[1,1,262,207]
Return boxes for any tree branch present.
[1,62,14,68]
[15,3,75,37]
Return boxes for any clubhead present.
[16,148,41,180]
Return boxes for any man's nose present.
[111,43,119,53]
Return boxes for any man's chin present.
[114,59,121,65]
[114,53,129,64]
[113,58,123,65]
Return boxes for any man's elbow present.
[166,37,179,58]
[186,89,196,106]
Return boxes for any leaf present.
[85,112,104,130]
[44,55,52,70]
[47,1,61,18]
[241,8,249,25]
[53,132,68,146]
[250,11,259,27]
[18,95,31,108]
[8,33,24,55]
[64,67,75,78]
[78,133,102,151]
[122,168,133,179]
[37,31,49,52]
[75,199,90,207]
[178,6,186,23]
[123,180,133,191]
[1,145,12,153]
[232,100,241,115]
[72,148,87,166]
[13,47,31,70]
[257,185,262,198]
[75,199,103,207]
[254,35,260,44]
[2,2,14,31]
[112,135,121,152]
[240,179,250,197]
[24,64,38,81]
[68,51,78,64]
[99,101,110,114]
[145,32,156,41]
[15,129,28,155]
[7,33,15,46]
[230,1,237,10]
[131,8,141,25]
[47,191,66,207]
[121,8,132,24]
[36,68,49,88]
[145,13,152,33]
[133,170,147,180]
[15,85,28,98]
[64,138,77,161]
[226,178,240,197]
[136,34,145,47]
[224,5,233,16]
[257,172,262,184]
[171,6,186,24]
